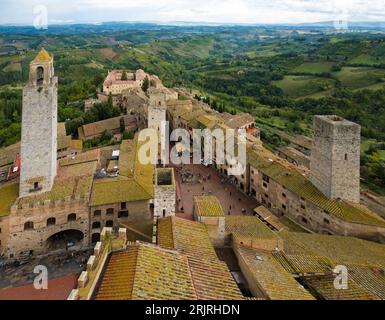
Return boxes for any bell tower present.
[19,48,58,197]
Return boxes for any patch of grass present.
[273,75,335,99]
[333,67,385,90]
[291,62,335,74]
[348,54,385,66]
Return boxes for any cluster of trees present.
[0,89,22,147]
[65,99,121,136]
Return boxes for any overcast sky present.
[1,0,385,25]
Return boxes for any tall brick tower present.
[310,115,361,203]
[19,48,58,197]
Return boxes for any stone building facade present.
[310,115,361,203]
[6,197,90,258]
[166,103,385,243]
[20,49,57,197]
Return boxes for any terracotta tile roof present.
[96,243,197,300]
[280,232,385,268]
[254,206,288,232]
[180,109,205,122]
[168,106,191,119]
[236,245,315,300]
[0,142,20,167]
[247,148,385,227]
[158,216,218,260]
[17,162,96,206]
[346,265,385,299]
[194,196,225,217]
[70,139,83,151]
[225,113,254,130]
[302,274,380,300]
[59,149,100,167]
[272,252,333,275]
[195,114,223,130]
[90,136,153,206]
[157,217,243,300]
[277,146,310,167]
[225,216,279,240]
[275,131,313,150]
[79,115,137,138]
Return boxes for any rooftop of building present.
[95,242,197,300]
[157,216,243,299]
[315,115,360,127]
[180,108,206,122]
[225,113,255,130]
[103,69,144,87]
[78,115,136,139]
[225,215,279,241]
[280,232,385,268]
[32,48,52,63]
[168,105,191,119]
[226,216,385,299]
[0,142,20,168]
[0,182,19,217]
[90,136,154,206]
[253,206,288,232]
[277,146,310,163]
[235,245,315,300]
[247,147,385,228]
[195,114,223,130]
[275,130,313,150]
[194,195,225,218]
[17,160,97,207]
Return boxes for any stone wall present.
[310,115,361,203]
[0,215,10,256]
[6,197,89,258]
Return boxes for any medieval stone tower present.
[310,115,361,203]
[148,91,167,137]
[19,49,58,197]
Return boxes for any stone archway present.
[45,229,84,250]
[91,233,100,243]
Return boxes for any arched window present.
[106,220,113,227]
[92,222,101,229]
[106,208,114,216]
[67,213,76,222]
[93,210,101,217]
[47,217,56,226]
[24,221,34,230]
[36,66,44,85]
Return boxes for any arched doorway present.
[91,233,100,243]
[46,229,84,250]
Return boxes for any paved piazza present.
[173,164,257,220]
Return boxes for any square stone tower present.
[19,49,58,197]
[148,91,167,136]
[154,168,176,218]
[310,115,361,203]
